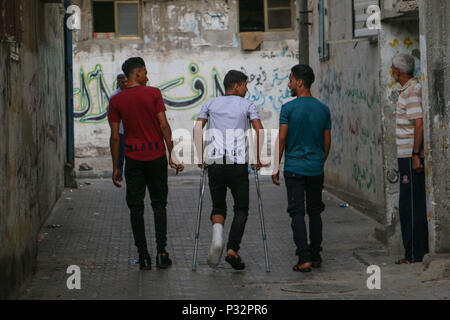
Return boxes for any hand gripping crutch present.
[192,162,207,271]
[249,120,270,272]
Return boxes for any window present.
[0,0,22,43]
[92,0,141,39]
[352,0,380,38]
[93,2,115,33]
[318,0,329,61]
[239,0,294,32]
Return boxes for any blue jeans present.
[398,158,428,262]
[284,171,325,264]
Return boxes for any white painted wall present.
[72,0,300,157]
[73,47,299,156]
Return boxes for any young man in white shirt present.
[194,70,264,270]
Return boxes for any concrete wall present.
[309,0,385,223]
[72,0,300,157]
[0,1,66,298]
[419,0,450,254]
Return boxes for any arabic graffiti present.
[73,63,292,123]
[159,63,209,110]
[73,64,112,123]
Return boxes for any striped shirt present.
[396,78,423,158]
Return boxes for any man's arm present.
[324,130,331,163]
[251,118,264,169]
[156,111,183,172]
[110,122,122,187]
[272,124,288,185]
[412,118,424,172]
[193,118,208,167]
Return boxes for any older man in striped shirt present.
[392,53,428,264]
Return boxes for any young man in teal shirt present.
[272,64,331,272]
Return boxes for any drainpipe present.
[64,0,77,188]
[299,0,311,65]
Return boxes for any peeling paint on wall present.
[178,13,200,36]
[202,12,229,30]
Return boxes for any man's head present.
[116,73,128,90]
[391,53,415,83]
[122,57,147,86]
[224,70,248,97]
[289,64,315,97]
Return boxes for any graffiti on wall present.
[387,36,421,89]
[318,70,344,166]
[74,64,112,123]
[73,63,293,123]
[318,68,381,195]
[347,80,382,195]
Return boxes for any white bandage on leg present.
[208,223,224,267]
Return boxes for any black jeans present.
[118,133,125,176]
[207,162,249,252]
[284,171,325,264]
[125,155,168,256]
[398,158,429,262]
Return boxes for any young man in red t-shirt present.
[108,57,184,270]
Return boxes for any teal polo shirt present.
[280,97,331,176]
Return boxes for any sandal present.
[225,255,245,270]
[395,259,411,265]
[293,262,312,272]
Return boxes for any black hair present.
[291,64,315,89]
[116,73,126,80]
[223,70,248,91]
[122,57,146,78]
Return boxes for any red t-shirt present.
[108,86,166,161]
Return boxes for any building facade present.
[72,0,301,157]
[308,0,449,255]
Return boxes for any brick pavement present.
[17,174,450,300]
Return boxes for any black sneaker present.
[156,252,172,269]
[139,254,152,270]
[225,255,245,270]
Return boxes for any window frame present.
[238,0,295,33]
[92,0,142,39]
[264,0,295,32]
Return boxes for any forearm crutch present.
[253,168,271,272]
[249,120,270,272]
[192,162,207,271]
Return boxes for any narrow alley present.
[17,175,449,300]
